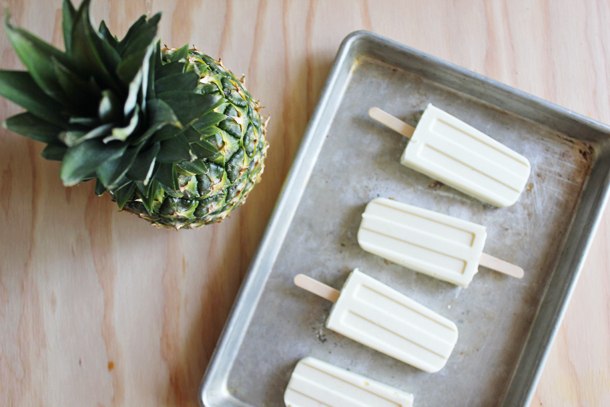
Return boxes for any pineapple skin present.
[121,48,268,229]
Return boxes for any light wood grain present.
[0,1,609,406]
[369,107,416,139]
[294,274,341,303]
[479,252,524,279]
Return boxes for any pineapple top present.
[0,0,267,227]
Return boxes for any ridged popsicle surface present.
[326,269,458,373]
[284,357,414,407]
[401,104,531,207]
[358,198,487,287]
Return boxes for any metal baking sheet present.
[200,31,610,407]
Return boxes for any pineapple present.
[0,0,268,229]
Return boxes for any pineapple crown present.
[0,0,224,210]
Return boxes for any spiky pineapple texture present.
[0,0,268,229]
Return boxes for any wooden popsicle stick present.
[369,107,416,139]
[479,253,524,279]
[294,274,341,303]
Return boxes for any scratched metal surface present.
[200,32,610,407]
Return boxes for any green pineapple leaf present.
[177,159,207,175]
[154,71,199,94]
[156,61,184,78]
[70,0,121,95]
[59,123,113,147]
[42,144,68,161]
[127,142,160,183]
[132,99,181,145]
[192,112,227,133]
[118,19,159,59]
[104,105,140,143]
[116,13,160,57]
[113,181,136,210]
[98,89,122,122]
[190,138,224,162]
[140,180,161,213]
[0,71,67,126]
[116,15,147,53]
[168,43,189,62]
[154,162,178,191]
[158,91,221,125]
[69,116,100,126]
[182,126,203,143]
[98,20,119,50]
[60,139,126,186]
[4,113,63,143]
[94,179,107,196]
[146,41,161,99]
[4,12,75,105]
[58,130,87,146]
[97,143,142,188]
[156,133,193,163]
[52,57,99,111]
[62,0,76,54]
[123,69,142,117]
[151,124,183,143]
[117,48,151,85]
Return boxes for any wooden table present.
[1,1,609,406]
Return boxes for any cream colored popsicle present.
[294,269,458,373]
[369,104,531,207]
[284,357,414,407]
[358,198,524,287]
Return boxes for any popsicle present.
[294,269,458,373]
[369,104,531,207]
[284,356,414,407]
[358,197,524,287]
